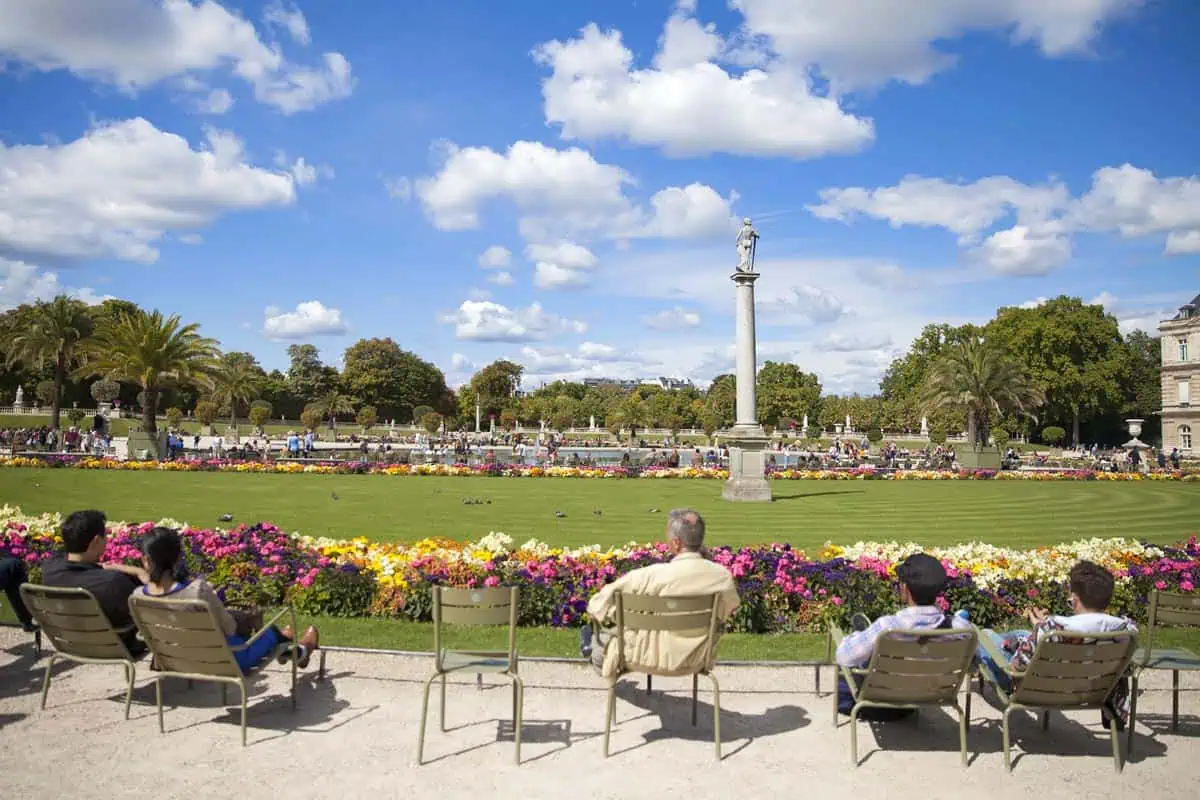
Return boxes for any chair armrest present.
[976,630,1023,681]
[238,606,296,648]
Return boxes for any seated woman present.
[140,527,319,674]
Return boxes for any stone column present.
[722,269,772,502]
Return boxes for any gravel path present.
[2,628,1197,799]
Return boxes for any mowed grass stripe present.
[0,469,1196,550]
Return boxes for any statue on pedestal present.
[14,386,24,407]
[735,218,759,272]
[920,415,929,435]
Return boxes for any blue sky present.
[1,0,1197,393]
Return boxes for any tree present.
[991,428,1010,450]
[35,380,56,406]
[1123,330,1162,444]
[77,310,219,436]
[881,323,985,401]
[248,405,271,432]
[195,401,218,426]
[470,360,523,419]
[756,361,821,428]
[67,408,86,426]
[610,395,649,443]
[1,296,93,430]
[342,338,450,421]
[357,405,378,431]
[499,409,517,431]
[260,370,301,420]
[421,411,443,435]
[704,374,736,426]
[286,344,338,402]
[1042,426,1066,446]
[412,405,434,424]
[312,389,357,431]
[300,405,323,432]
[210,352,264,429]
[90,379,121,404]
[988,297,1129,446]
[165,407,184,429]
[919,337,1045,448]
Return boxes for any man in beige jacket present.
[585,509,740,680]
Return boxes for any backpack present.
[836,614,953,720]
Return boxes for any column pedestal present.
[722,424,772,502]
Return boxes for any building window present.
[1181,425,1193,451]
[1182,337,1191,362]
[1180,379,1192,406]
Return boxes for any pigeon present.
[331,491,339,501]
[592,509,602,517]
[32,482,39,488]
[555,511,566,518]
[485,499,492,504]
[649,508,660,513]
[219,514,233,522]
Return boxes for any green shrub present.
[866,428,883,443]
[165,407,184,428]
[195,400,218,425]
[288,568,377,617]
[928,427,947,445]
[991,428,1010,450]
[248,405,271,430]
[1042,426,1066,445]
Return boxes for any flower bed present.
[3,505,1195,633]
[1,456,1197,481]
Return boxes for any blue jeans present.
[227,626,284,675]
[977,630,1031,691]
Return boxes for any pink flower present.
[484,576,500,587]
[1156,580,1168,590]
[831,596,843,606]
[1180,581,1195,592]
[1026,589,1039,599]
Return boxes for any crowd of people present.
[1,425,113,455]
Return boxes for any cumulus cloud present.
[263,300,348,339]
[263,1,311,46]
[439,300,587,342]
[0,258,110,311]
[0,0,353,113]
[642,184,739,238]
[0,118,302,265]
[478,245,512,268]
[487,271,515,286]
[818,331,893,352]
[527,241,598,289]
[759,285,847,324]
[643,305,702,330]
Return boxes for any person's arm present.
[195,580,238,637]
[717,578,741,620]
[586,571,634,626]
[102,562,149,584]
[835,614,894,668]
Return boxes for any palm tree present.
[312,389,357,432]
[1,296,94,432]
[919,337,1045,447]
[210,354,264,430]
[78,310,220,436]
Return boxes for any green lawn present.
[0,469,1196,549]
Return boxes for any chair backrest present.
[19,584,132,661]
[128,594,242,679]
[1012,630,1136,709]
[613,592,721,673]
[859,628,978,705]
[432,586,518,663]
[1143,590,1200,659]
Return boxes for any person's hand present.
[1026,606,1049,625]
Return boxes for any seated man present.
[974,561,1135,702]
[40,509,148,657]
[583,509,739,680]
[835,553,970,718]
[0,550,38,633]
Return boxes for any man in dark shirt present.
[40,509,148,657]
[0,552,38,632]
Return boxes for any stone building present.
[1159,293,1199,454]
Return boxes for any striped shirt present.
[835,606,971,668]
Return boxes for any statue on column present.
[13,385,25,407]
[735,218,759,272]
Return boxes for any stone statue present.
[920,415,929,434]
[845,413,852,431]
[735,218,759,272]
[802,413,808,429]
[14,385,24,406]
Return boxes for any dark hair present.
[60,510,107,554]
[1069,560,1115,611]
[142,527,183,585]
[896,553,948,606]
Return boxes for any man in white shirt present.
[583,510,739,680]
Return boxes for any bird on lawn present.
[219,514,233,522]
[555,511,566,518]
[592,509,602,517]
[331,491,339,501]
[649,508,660,513]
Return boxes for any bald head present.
[666,508,705,552]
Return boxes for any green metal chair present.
[417,586,522,765]
[830,625,977,766]
[20,584,141,718]
[603,592,723,760]
[1128,590,1200,752]
[977,629,1136,772]
[128,594,299,746]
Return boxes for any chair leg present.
[1002,706,1014,772]
[155,678,164,733]
[221,683,227,706]
[965,683,972,723]
[707,672,722,761]
[240,684,248,748]
[512,674,524,766]
[954,703,968,767]
[123,662,135,720]
[646,674,652,694]
[603,684,616,757]
[814,663,821,696]
[39,654,56,710]
[1126,675,1140,755]
[1172,670,1180,731]
[831,676,840,725]
[1040,711,1049,732]
[692,674,698,727]
[34,629,42,659]
[849,704,861,767]
[440,673,447,732]
[1109,712,1123,773]
[417,673,438,765]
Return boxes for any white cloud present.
[1090,291,1119,308]
[809,164,1200,274]
[487,270,515,286]
[527,241,598,289]
[533,19,873,159]
[0,118,299,265]
[643,306,702,330]
[1018,297,1049,309]
[195,87,234,114]
[275,153,330,186]
[0,259,109,311]
[518,341,645,382]
[818,331,893,352]
[730,0,1139,89]
[759,285,847,324]
[439,300,587,342]
[263,1,311,46]
[262,300,348,339]
[534,262,591,290]
[478,245,512,268]
[450,353,474,371]
[642,184,739,238]
[0,0,353,113]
